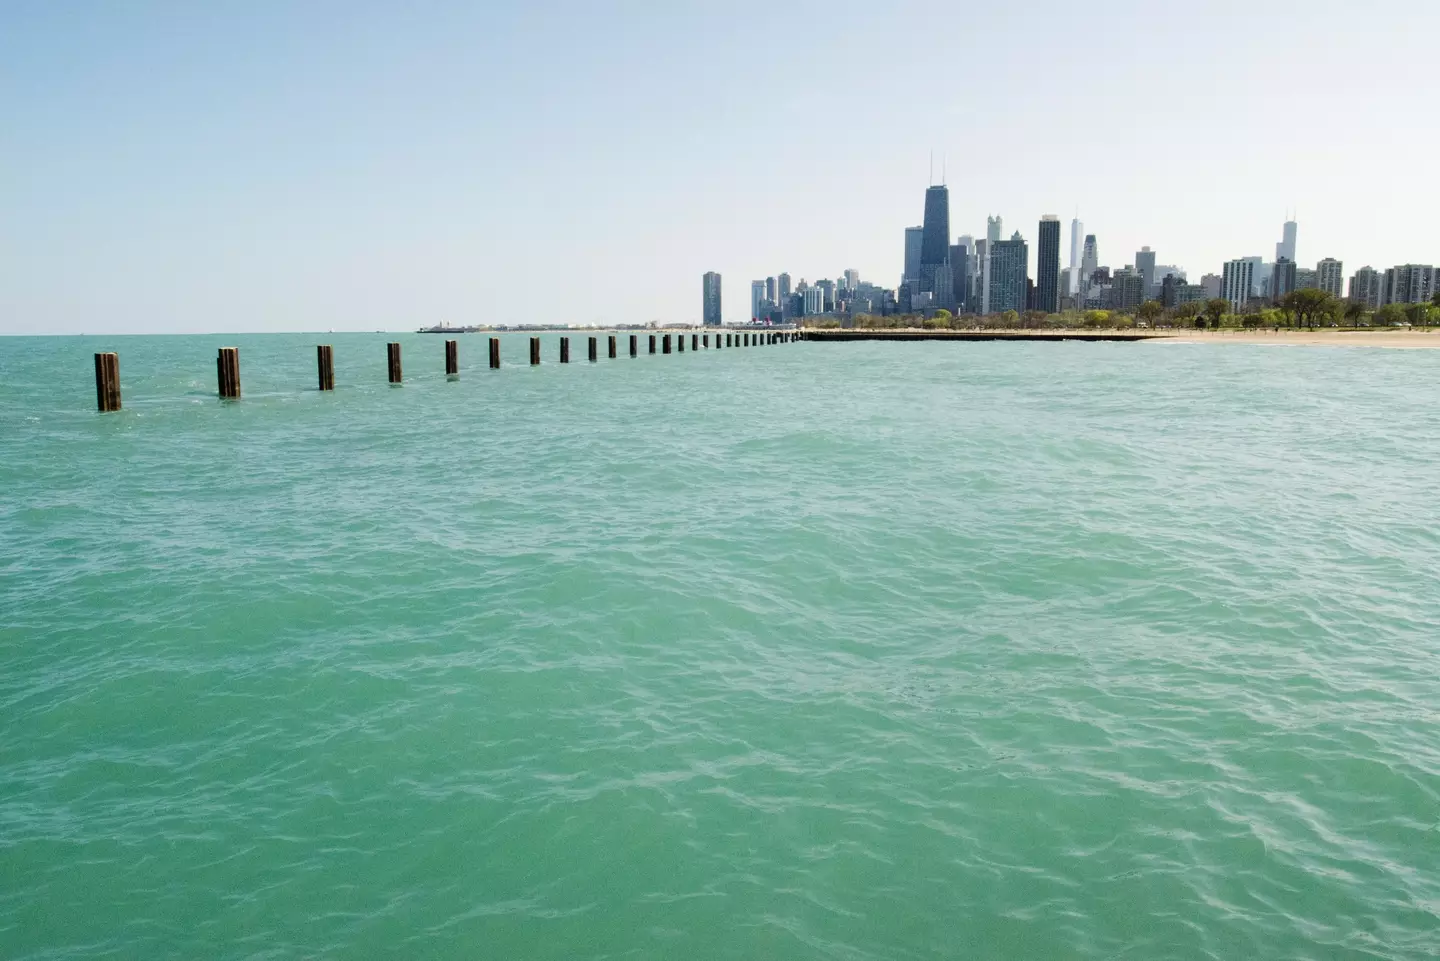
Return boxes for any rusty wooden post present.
[649,335,656,354]
[608,335,617,358]
[94,352,121,412]
[218,347,241,398]
[560,337,570,363]
[445,339,459,376]
[385,342,402,384]
[489,337,501,369]
[530,337,540,365]
[663,334,672,354]
[317,345,334,391]
[630,334,638,357]
[589,336,598,362]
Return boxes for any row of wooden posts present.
[91,331,799,411]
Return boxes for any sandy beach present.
[1151,329,1440,349]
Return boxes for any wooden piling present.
[317,345,334,391]
[445,339,459,376]
[649,335,656,354]
[691,334,698,351]
[94,352,121,412]
[609,335,617,359]
[489,337,501,369]
[589,336,598,362]
[677,334,685,352]
[663,334,672,354]
[218,347,241,398]
[560,337,570,363]
[530,337,541,365]
[630,334,638,357]
[703,334,709,348]
[386,343,402,384]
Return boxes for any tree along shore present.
[806,290,1440,333]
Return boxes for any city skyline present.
[3,3,1437,333]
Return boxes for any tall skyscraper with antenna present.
[919,184,952,308]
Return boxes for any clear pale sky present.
[3,0,1436,334]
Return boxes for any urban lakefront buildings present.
[705,184,1435,324]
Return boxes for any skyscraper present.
[1069,218,1084,295]
[750,280,766,322]
[702,272,722,326]
[1222,259,1256,310]
[988,233,1028,315]
[903,227,923,286]
[919,185,952,306]
[1276,219,1298,263]
[1349,266,1384,308]
[1384,264,1436,304]
[1081,234,1098,280]
[1316,258,1344,298]
[981,216,1003,314]
[1036,216,1061,314]
[1135,247,1157,300]
[778,273,792,302]
[1271,258,1297,301]
[843,268,859,290]
[949,239,971,311]
[766,276,777,304]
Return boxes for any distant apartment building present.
[1384,264,1436,304]
[843,268,859,290]
[1271,258,1297,301]
[1161,273,1209,308]
[702,272,722,326]
[1222,259,1257,309]
[1135,247,1157,299]
[802,286,825,316]
[988,234,1029,315]
[1295,268,1317,290]
[1200,273,1223,300]
[1349,266,1384,308]
[1111,267,1145,310]
[1316,258,1344,298]
[750,280,766,322]
[903,227,923,287]
[1036,216,1062,313]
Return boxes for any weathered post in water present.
[445,340,458,376]
[692,334,698,351]
[663,334,672,354]
[317,345,334,391]
[530,337,541,365]
[703,334,709,348]
[649,335,656,354]
[218,347,242,398]
[630,335,638,357]
[489,337,501,369]
[94,352,121,412]
[677,334,685,352]
[608,335,617,359]
[560,337,570,363]
[386,343,402,384]
[589,336,598,362]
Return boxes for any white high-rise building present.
[802,286,825,316]
[843,269,859,290]
[1276,219,1298,263]
[981,216,1003,313]
[1316,259,1344,298]
[1222,259,1257,310]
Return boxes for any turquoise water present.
[2,333,1438,960]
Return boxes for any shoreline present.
[800,327,1440,350]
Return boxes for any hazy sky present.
[3,0,1437,334]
